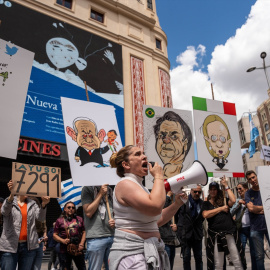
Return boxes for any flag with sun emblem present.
[143,105,195,189]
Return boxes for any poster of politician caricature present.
[257,166,270,233]
[192,97,244,178]
[61,97,123,186]
[0,39,34,159]
[143,105,195,188]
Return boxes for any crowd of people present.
[0,145,269,270]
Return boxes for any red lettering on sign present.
[52,145,61,157]
[42,143,52,155]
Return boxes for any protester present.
[30,197,48,270]
[53,201,86,270]
[108,145,186,270]
[177,185,204,270]
[245,170,270,270]
[231,182,257,270]
[81,183,115,270]
[47,222,60,270]
[202,179,246,270]
[0,180,50,270]
[159,191,180,270]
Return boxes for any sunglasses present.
[193,191,202,194]
[67,206,75,210]
[237,188,243,191]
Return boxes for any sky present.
[155,0,270,120]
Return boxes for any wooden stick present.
[84,81,90,102]
[105,194,112,220]
[211,83,215,100]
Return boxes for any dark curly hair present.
[207,189,225,207]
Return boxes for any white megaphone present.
[164,160,208,194]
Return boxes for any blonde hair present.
[110,145,134,177]
[202,115,231,159]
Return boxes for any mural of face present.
[205,120,232,158]
[75,120,100,151]
[46,37,79,69]
[156,120,188,165]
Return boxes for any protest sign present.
[260,145,270,162]
[12,162,61,198]
[0,39,34,159]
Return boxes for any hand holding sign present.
[41,196,50,208]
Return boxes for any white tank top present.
[113,173,161,232]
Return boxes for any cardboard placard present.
[257,166,270,233]
[12,162,61,198]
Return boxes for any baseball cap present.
[209,182,220,189]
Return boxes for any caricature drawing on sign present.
[104,130,119,153]
[154,111,192,179]
[202,115,232,170]
[66,117,110,167]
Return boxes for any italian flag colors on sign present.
[192,96,245,178]
[192,96,236,116]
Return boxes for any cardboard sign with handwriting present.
[12,162,61,198]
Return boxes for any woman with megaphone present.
[108,145,187,270]
[202,178,247,270]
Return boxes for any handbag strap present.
[238,206,247,222]
[63,218,70,239]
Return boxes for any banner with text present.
[12,162,61,198]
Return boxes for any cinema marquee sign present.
[18,137,68,160]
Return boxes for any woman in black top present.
[202,178,246,270]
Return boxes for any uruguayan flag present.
[249,113,259,158]
[57,179,82,210]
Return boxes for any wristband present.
[225,186,230,191]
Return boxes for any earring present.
[209,146,212,150]
[229,148,231,151]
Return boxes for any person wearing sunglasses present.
[177,185,204,270]
[231,182,256,270]
[53,201,86,270]
[202,178,246,270]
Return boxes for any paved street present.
[41,244,270,269]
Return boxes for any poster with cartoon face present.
[0,39,34,159]
[61,97,122,186]
[257,166,270,233]
[143,105,195,188]
[192,97,244,178]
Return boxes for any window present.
[156,39,162,50]
[147,0,153,10]
[90,9,104,23]
[267,133,270,141]
[265,123,269,132]
[56,0,72,9]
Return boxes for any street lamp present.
[247,52,270,89]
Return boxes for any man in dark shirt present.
[245,170,270,270]
[177,185,204,270]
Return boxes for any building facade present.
[257,89,270,147]
[238,113,264,172]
